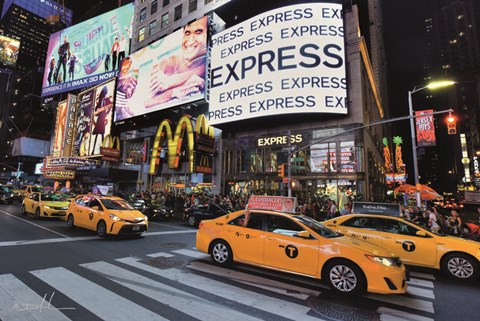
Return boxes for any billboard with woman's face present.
[0,35,20,67]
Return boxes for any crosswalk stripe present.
[187,261,321,299]
[146,252,175,258]
[407,278,434,289]
[171,248,210,259]
[0,274,71,321]
[116,256,326,321]
[366,292,434,314]
[81,261,263,321]
[405,285,435,299]
[30,267,166,321]
[378,307,434,321]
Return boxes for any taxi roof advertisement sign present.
[208,3,346,125]
[41,4,134,96]
[247,195,297,213]
[352,202,401,216]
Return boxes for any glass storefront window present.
[309,143,336,173]
[340,141,356,173]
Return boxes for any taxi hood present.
[108,210,146,220]
[44,201,70,208]
[336,235,397,257]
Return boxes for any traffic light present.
[447,115,456,135]
[277,163,285,177]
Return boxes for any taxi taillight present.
[198,222,204,229]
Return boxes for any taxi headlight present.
[144,215,148,221]
[44,205,51,209]
[365,255,397,267]
[109,214,125,222]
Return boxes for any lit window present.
[457,15,464,19]
[138,26,145,42]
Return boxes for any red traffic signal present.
[277,164,285,177]
[447,115,456,135]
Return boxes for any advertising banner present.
[415,109,436,147]
[51,100,68,157]
[208,3,347,125]
[0,35,20,67]
[247,195,297,213]
[114,16,208,122]
[41,4,134,96]
[73,79,115,156]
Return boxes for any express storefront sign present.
[258,134,303,146]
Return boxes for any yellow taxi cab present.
[66,195,148,238]
[18,185,44,199]
[196,196,407,296]
[322,207,480,281]
[21,192,70,219]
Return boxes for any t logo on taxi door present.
[401,241,416,252]
[285,245,298,258]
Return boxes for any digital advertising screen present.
[41,3,134,96]
[74,79,116,157]
[0,35,20,67]
[208,3,347,125]
[114,16,208,122]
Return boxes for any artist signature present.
[13,292,75,312]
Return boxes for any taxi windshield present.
[294,215,341,238]
[32,186,43,192]
[42,194,66,202]
[101,199,134,210]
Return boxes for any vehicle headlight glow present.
[109,214,125,222]
[365,255,397,267]
[144,215,148,221]
[44,205,51,209]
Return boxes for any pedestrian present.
[428,209,440,233]
[446,210,462,236]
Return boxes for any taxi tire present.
[35,208,41,219]
[21,204,27,215]
[210,240,233,267]
[441,253,479,281]
[97,220,107,238]
[323,259,366,296]
[66,214,75,229]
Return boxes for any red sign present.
[247,195,297,213]
[415,110,436,147]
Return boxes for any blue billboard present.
[41,3,133,96]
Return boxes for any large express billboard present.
[0,35,20,67]
[208,3,346,125]
[73,79,116,157]
[41,4,134,96]
[114,16,208,122]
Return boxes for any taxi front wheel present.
[441,253,479,281]
[97,220,107,238]
[21,204,27,215]
[323,259,366,296]
[211,240,233,267]
[66,214,75,229]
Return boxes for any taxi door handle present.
[383,236,392,239]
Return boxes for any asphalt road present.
[0,202,479,321]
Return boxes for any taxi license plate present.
[132,226,140,231]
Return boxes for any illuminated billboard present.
[74,79,116,157]
[51,94,76,157]
[41,3,134,96]
[208,3,347,125]
[114,16,208,122]
[0,35,20,67]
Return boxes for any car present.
[196,195,407,296]
[0,185,16,204]
[21,192,70,219]
[128,198,174,221]
[322,212,480,281]
[66,195,148,238]
[184,203,232,227]
[18,185,44,199]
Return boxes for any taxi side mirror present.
[295,231,311,239]
[91,206,100,211]
[416,230,427,237]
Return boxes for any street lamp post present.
[408,80,455,208]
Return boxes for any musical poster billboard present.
[114,16,208,122]
[0,35,20,67]
[41,3,134,96]
[415,109,436,147]
[51,100,68,157]
[208,3,347,125]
